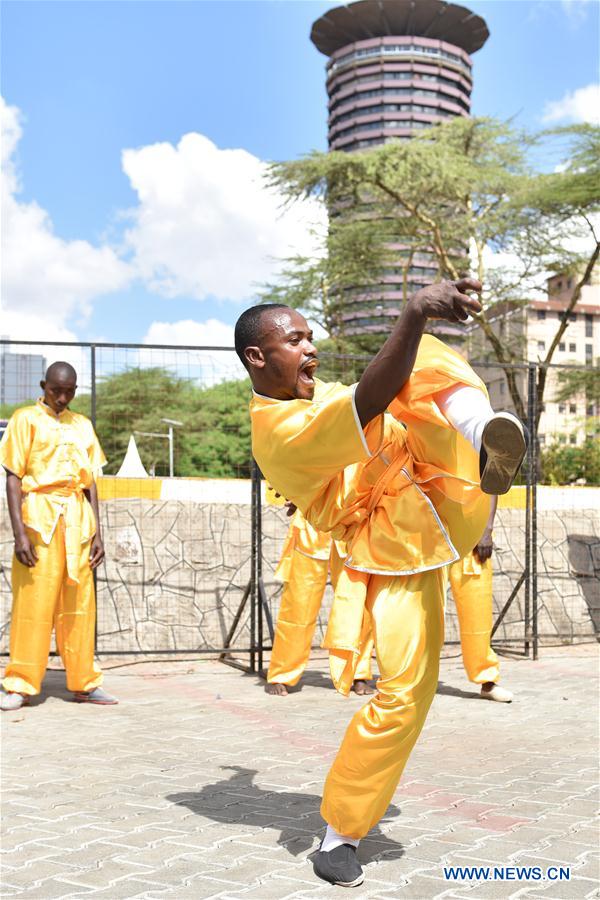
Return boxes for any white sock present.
[321,824,360,853]
[436,385,495,453]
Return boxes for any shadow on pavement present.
[26,669,72,706]
[436,680,479,700]
[167,765,405,863]
[286,669,338,692]
[256,670,380,695]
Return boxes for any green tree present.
[554,359,600,405]
[541,437,600,485]
[0,399,38,419]
[73,368,252,478]
[0,367,251,478]
[186,378,253,478]
[1,371,253,478]
[551,360,600,472]
[71,367,193,475]
[262,118,600,423]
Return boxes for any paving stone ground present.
[1,645,599,900]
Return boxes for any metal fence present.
[0,339,598,668]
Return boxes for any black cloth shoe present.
[313,843,364,887]
[479,413,529,495]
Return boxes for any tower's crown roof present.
[311,0,489,57]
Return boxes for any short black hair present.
[44,361,77,382]
[234,304,289,369]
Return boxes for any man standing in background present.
[0,362,117,710]
[450,496,513,702]
[266,508,375,696]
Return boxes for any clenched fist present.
[411,278,483,323]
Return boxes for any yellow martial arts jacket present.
[251,335,490,693]
[0,400,106,584]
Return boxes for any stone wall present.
[0,490,598,655]
[261,504,599,647]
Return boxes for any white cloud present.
[1,98,326,351]
[0,313,93,388]
[144,317,235,347]
[122,132,325,303]
[560,0,592,23]
[542,83,600,125]
[1,97,132,339]
[142,318,245,385]
[0,310,79,344]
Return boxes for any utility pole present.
[162,418,183,477]
[134,418,183,477]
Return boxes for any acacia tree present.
[522,125,600,421]
[260,219,389,353]
[555,362,600,406]
[261,118,600,424]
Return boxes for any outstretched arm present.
[354,278,482,427]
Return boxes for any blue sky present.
[1,0,598,346]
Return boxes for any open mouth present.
[298,360,318,385]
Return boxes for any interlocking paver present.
[222,873,327,899]
[72,878,176,899]
[1,858,88,890]
[517,876,599,899]
[2,646,598,899]
[47,859,158,890]
[141,878,245,900]
[0,879,95,899]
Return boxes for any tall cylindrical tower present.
[310,0,489,340]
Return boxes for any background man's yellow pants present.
[2,520,103,696]
[449,554,500,685]
[268,547,374,686]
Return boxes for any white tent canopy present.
[116,435,149,478]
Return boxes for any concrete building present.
[310,0,489,338]
[466,272,600,446]
[0,345,47,406]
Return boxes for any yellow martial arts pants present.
[321,567,445,839]
[449,554,500,685]
[268,547,374,686]
[2,520,103,696]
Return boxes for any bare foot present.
[265,683,289,696]
[352,679,375,695]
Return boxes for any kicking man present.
[235,279,526,887]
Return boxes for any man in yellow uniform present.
[266,510,375,696]
[0,362,117,711]
[450,496,513,703]
[235,279,527,887]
